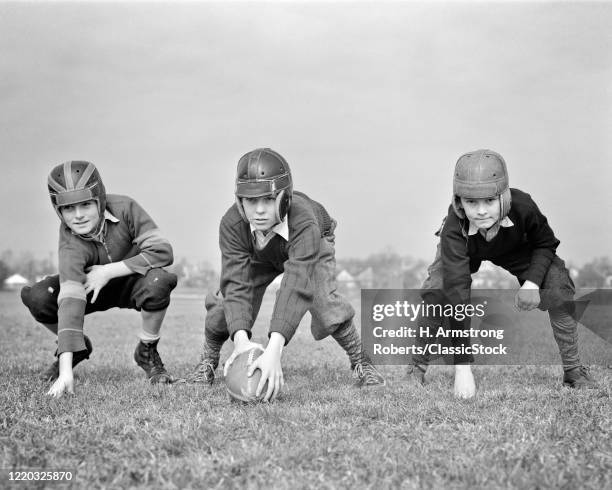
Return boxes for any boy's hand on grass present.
[47,374,74,398]
[248,332,285,402]
[47,352,75,398]
[85,265,111,303]
[515,281,540,311]
[223,330,264,376]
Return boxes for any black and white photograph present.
[1,1,610,488]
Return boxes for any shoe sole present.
[563,382,598,389]
[357,379,387,388]
[360,383,387,389]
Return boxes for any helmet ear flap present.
[236,197,248,222]
[452,195,465,219]
[499,188,512,220]
[275,189,291,222]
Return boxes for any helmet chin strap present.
[72,202,106,241]
[76,218,106,242]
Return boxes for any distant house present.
[4,273,29,290]
[356,267,374,289]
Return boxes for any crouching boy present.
[21,161,177,397]
[411,149,597,398]
[189,148,385,399]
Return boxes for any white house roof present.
[357,267,374,281]
[337,270,355,282]
[4,273,29,285]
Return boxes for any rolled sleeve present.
[57,237,90,354]
[57,297,87,354]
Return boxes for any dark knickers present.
[21,268,178,325]
[413,244,580,367]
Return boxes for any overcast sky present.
[1,1,610,269]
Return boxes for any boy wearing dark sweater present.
[189,148,385,399]
[411,149,597,398]
[21,161,177,397]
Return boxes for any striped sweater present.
[219,191,332,343]
[57,194,173,353]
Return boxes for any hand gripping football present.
[225,347,267,403]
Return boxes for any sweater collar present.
[249,218,289,242]
[468,216,514,242]
[104,209,120,223]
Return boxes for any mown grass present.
[1,289,611,489]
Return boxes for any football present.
[225,347,267,403]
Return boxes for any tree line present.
[1,249,611,290]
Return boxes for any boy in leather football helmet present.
[189,148,385,399]
[410,149,596,398]
[22,161,178,397]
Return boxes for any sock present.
[138,329,160,344]
[332,320,365,368]
[548,307,581,371]
[139,309,167,345]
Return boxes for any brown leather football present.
[225,348,267,403]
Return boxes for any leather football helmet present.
[235,148,293,222]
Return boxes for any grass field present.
[1,288,611,489]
